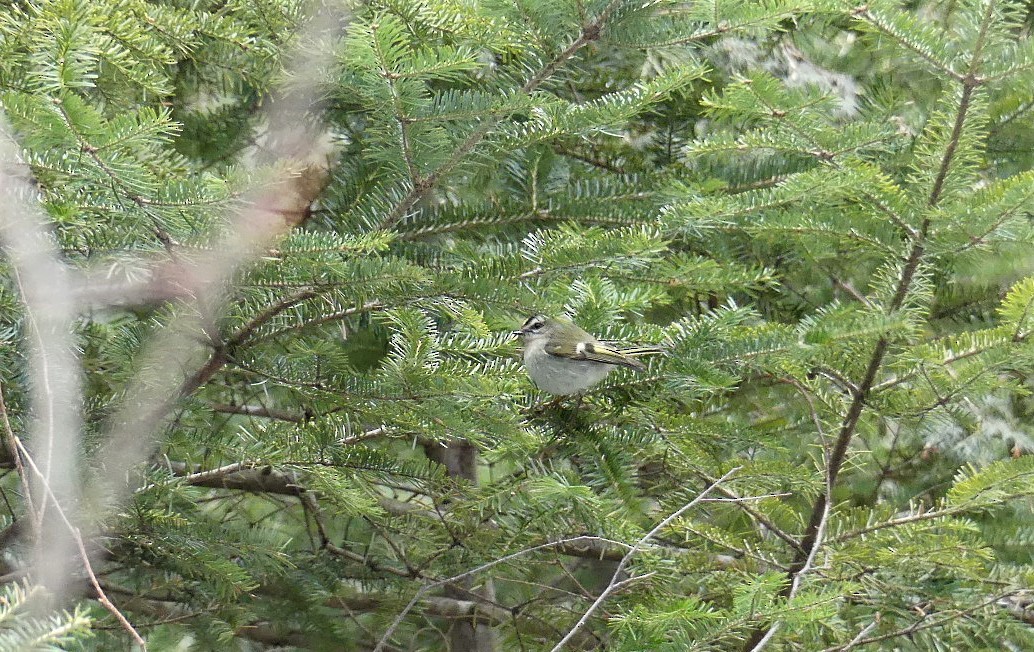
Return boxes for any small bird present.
[512,315,660,395]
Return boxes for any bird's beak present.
[511,329,524,337]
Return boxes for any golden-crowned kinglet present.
[512,315,660,395]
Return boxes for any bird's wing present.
[545,340,646,370]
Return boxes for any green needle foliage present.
[1,0,1034,650]
[0,583,90,651]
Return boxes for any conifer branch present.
[51,102,178,251]
[378,0,624,229]
[74,526,146,649]
[369,22,420,185]
[739,76,918,239]
[853,7,966,83]
[743,5,994,644]
[928,84,976,208]
[817,590,1019,652]
[659,10,810,47]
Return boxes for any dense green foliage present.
[2,0,1034,650]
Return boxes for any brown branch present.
[73,526,146,648]
[0,520,24,550]
[551,142,628,174]
[208,403,306,423]
[244,299,383,345]
[226,287,320,348]
[164,460,303,495]
[0,382,34,530]
[233,624,310,648]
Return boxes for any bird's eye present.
[530,321,543,331]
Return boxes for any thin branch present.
[158,460,303,496]
[550,467,741,652]
[370,21,420,184]
[667,450,802,554]
[830,487,1034,545]
[244,299,383,345]
[226,287,320,348]
[301,491,415,578]
[73,526,146,648]
[372,535,638,652]
[746,467,831,652]
[810,366,860,396]
[0,382,35,531]
[175,461,257,485]
[14,439,145,647]
[700,492,792,503]
[817,591,1015,652]
[853,8,965,83]
[839,620,878,651]
[208,403,306,423]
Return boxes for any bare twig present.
[549,467,741,652]
[157,460,302,495]
[839,620,878,650]
[208,403,306,423]
[700,492,792,503]
[747,379,834,652]
[175,461,257,485]
[13,439,145,647]
[0,382,35,532]
[73,526,147,648]
[665,447,802,554]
